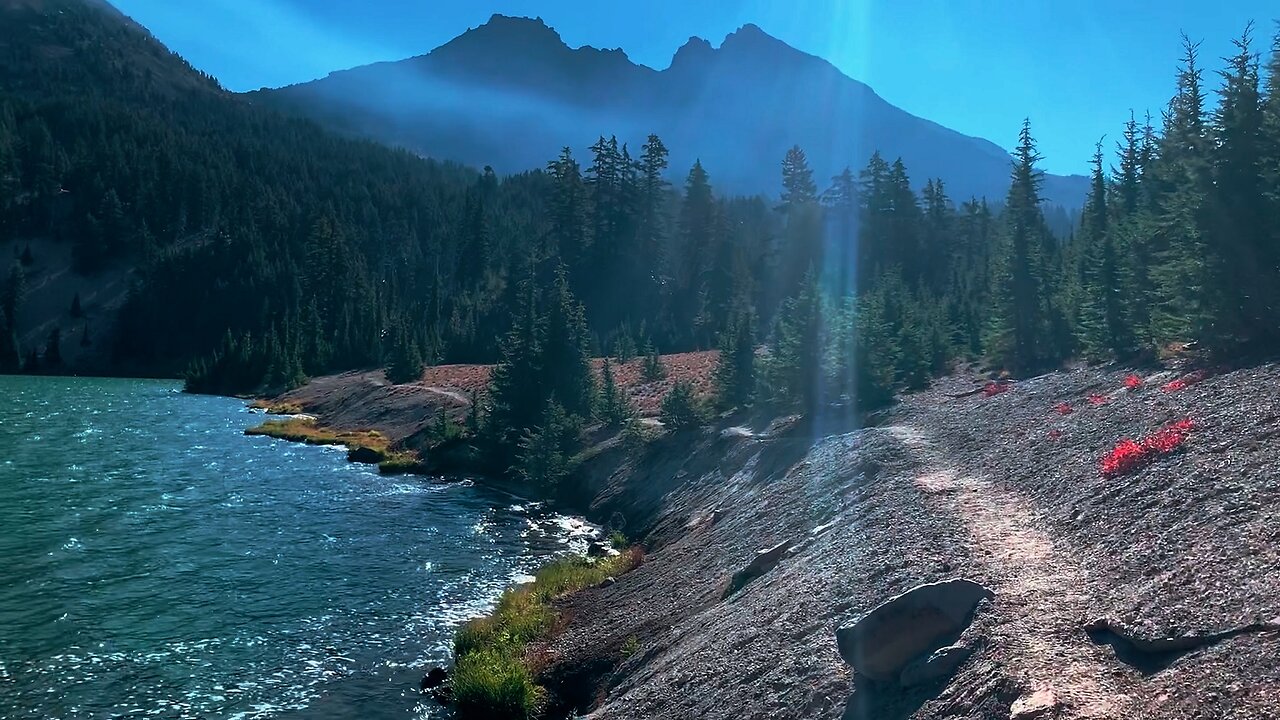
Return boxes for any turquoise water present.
[0,376,594,719]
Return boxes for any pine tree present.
[597,357,632,427]
[671,161,716,345]
[541,267,595,418]
[1148,37,1214,347]
[986,120,1060,374]
[385,325,424,385]
[546,147,589,272]
[1077,142,1130,358]
[659,380,702,431]
[1211,24,1272,347]
[712,312,756,410]
[486,276,544,452]
[466,388,482,437]
[779,146,822,301]
[70,292,83,319]
[641,342,666,382]
[762,272,822,411]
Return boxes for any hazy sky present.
[110,0,1277,175]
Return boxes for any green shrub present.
[641,344,666,381]
[621,635,640,658]
[659,380,702,430]
[608,530,628,551]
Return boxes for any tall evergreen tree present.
[1148,37,1214,346]
[986,120,1059,373]
[1211,25,1272,346]
[1077,142,1130,357]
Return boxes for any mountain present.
[0,0,540,381]
[254,15,1088,207]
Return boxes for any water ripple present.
[0,376,595,719]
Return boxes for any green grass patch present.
[450,548,644,719]
[377,452,427,476]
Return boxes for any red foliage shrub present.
[1162,370,1207,393]
[983,382,1011,397]
[1099,418,1194,477]
[1054,403,1074,415]
[1048,429,1064,440]
[1124,374,1144,390]
[1087,394,1109,406]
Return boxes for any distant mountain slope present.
[254,15,1088,207]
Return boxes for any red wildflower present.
[1087,394,1109,406]
[1161,378,1187,393]
[1054,402,1074,415]
[982,382,1011,397]
[1099,418,1194,477]
[1124,374,1143,390]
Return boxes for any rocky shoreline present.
[255,360,1280,719]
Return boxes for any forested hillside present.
[5,1,1280,484]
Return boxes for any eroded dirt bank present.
[543,364,1280,719]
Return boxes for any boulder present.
[722,540,795,599]
[898,644,974,687]
[420,666,448,692]
[347,445,387,464]
[836,578,992,681]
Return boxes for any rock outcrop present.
[835,578,992,682]
[722,540,796,599]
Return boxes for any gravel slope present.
[537,363,1280,719]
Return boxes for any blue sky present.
[111,0,1277,175]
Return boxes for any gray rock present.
[722,540,795,599]
[835,578,993,681]
[898,644,973,686]
[420,666,448,692]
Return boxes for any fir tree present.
[712,312,755,410]
[597,357,632,427]
[986,120,1059,374]
[659,380,702,431]
[762,272,822,411]
[70,292,83,319]
[1148,37,1214,347]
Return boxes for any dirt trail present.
[889,424,1134,718]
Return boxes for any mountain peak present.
[721,22,794,55]
[670,36,714,67]
[459,14,564,47]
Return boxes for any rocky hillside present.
[531,362,1280,719]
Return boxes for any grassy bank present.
[451,548,644,719]
[244,417,390,457]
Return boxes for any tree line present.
[6,3,1280,485]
